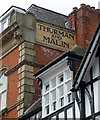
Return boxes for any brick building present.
[0,3,100,119]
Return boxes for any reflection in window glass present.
[0,70,7,111]
[51,115,56,119]
[67,107,73,118]
[1,92,7,110]
[36,111,42,119]
[59,111,64,118]
[51,77,56,88]
[59,86,64,97]
[65,69,71,80]
[67,93,72,103]
[95,115,100,120]
[66,81,71,93]
[45,84,49,92]
[52,90,56,101]
[60,97,64,107]
[59,74,63,84]
[2,17,9,31]
[0,74,7,92]
[52,90,56,111]
[46,105,49,114]
[30,115,35,120]
[45,94,49,105]
[3,21,7,30]
[53,101,56,111]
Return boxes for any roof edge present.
[73,22,100,88]
[0,6,26,18]
[34,48,83,78]
[28,4,68,17]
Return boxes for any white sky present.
[0,0,100,16]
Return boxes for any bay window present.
[42,68,73,117]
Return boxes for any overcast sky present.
[0,0,100,16]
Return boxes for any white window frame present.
[42,68,73,118]
[1,16,10,32]
[0,68,8,111]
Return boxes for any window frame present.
[1,15,10,32]
[0,65,8,111]
[42,67,73,118]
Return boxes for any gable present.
[73,23,100,89]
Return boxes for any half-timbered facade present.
[72,23,100,119]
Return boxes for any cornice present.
[5,60,44,76]
[0,22,19,42]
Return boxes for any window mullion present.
[49,80,52,114]
[56,76,59,110]
[64,82,66,105]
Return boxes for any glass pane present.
[30,115,35,120]
[2,18,9,31]
[75,100,80,118]
[0,73,7,92]
[51,77,56,88]
[45,84,49,92]
[85,91,91,117]
[93,81,99,113]
[67,93,72,103]
[0,94,1,110]
[65,69,71,80]
[46,105,49,114]
[59,111,64,118]
[45,94,49,105]
[66,81,71,93]
[51,115,56,119]
[1,91,7,110]
[36,111,42,119]
[67,107,73,118]
[59,74,63,84]
[52,90,56,101]
[95,115,100,120]
[59,86,64,97]
[52,101,56,111]
[92,57,99,79]
[60,97,64,107]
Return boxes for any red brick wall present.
[2,47,19,118]
[33,79,41,101]
[33,44,63,101]
[7,70,19,107]
[68,4,100,48]
[2,48,19,69]
[34,44,63,65]
[3,108,18,118]
[34,67,41,73]
[33,44,63,100]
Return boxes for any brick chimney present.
[68,3,100,48]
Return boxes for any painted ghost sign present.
[36,23,76,50]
